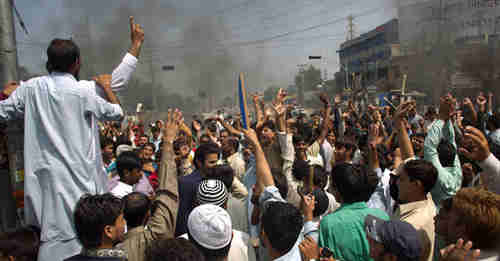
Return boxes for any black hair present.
[207,122,218,133]
[116,151,142,179]
[261,120,276,132]
[292,135,307,145]
[312,165,328,189]
[270,168,289,199]
[224,138,239,153]
[187,231,231,261]
[311,189,329,218]
[194,143,220,169]
[204,165,234,193]
[402,160,438,193]
[101,137,115,150]
[116,134,133,146]
[146,238,205,261]
[74,193,123,249]
[123,192,152,229]
[0,225,40,261]
[331,163,379,204]
[151,127,160,134]
[199,134,211,144]
[292,159,309,181]
[335,139,357,153]
[292,160,326,187]
[261,202,303,254]
[437,140,456,168]
[46,39,80,73]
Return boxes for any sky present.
[12,0,397,97]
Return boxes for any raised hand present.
[274,88,287,106]
[252,93,261,104]
[319,92,330,105]
[128,16,144,58]
[476,94,487,105]
[334,94,342,105]
[242,128,260,147]
[272,103,286,116]
[2,81,19,97]
[440,95,456,121]
[163,109,183,143]
[300,194,315,221]
[463,97,473,106]
[394,101,414,123]
[459,126,491,162]
[93,74,112,90]
[299,237,320,261]
[130,16,144,44]
[440,239,480,261]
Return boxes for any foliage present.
[294,65,322,91]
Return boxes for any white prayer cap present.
[116,144,133,157]
[187,204,232,250]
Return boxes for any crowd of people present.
[0,16,500,261]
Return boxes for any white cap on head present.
[116,144,134,157]
[188,204,232,250]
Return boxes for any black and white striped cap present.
[196,179,229,207]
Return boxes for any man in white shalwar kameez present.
[0,17,144,261]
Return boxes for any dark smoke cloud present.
[37,0,265,112]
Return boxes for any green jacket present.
[424,120,462,209]
[319,202,389,261]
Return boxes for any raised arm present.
[460,126,500,194]
[425,95,462,206]
[243,128,274,192]
[0,81,24,121]
[252,94,265,130]
[147,109,181,238]
[94,75,120,105]
[316,93,332,146]
[217,117,242,137]
[394,101,415,160]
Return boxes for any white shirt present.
[110,181,134,199]
[367,168,395,216]
[0,53,137,242]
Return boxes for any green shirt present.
[319,202,389,261]
[424,120,462,209]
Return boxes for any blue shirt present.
[175,169,202,237]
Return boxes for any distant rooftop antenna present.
[347,15,355,40]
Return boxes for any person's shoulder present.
[232,229,250,241]
[179,170,201,183]
[365,207,390,220]
[19,75,48,89]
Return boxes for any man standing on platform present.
[0,17,144,261]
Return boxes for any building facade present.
[337,19,400,97]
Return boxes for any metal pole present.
[0,0,20,232]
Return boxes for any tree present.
[264,85,280,102]
[294,65,322,91]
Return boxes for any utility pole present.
[297,64,307,106]
[347,15,355,41]
[0,0,20,232]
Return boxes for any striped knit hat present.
[196,179,229,207]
